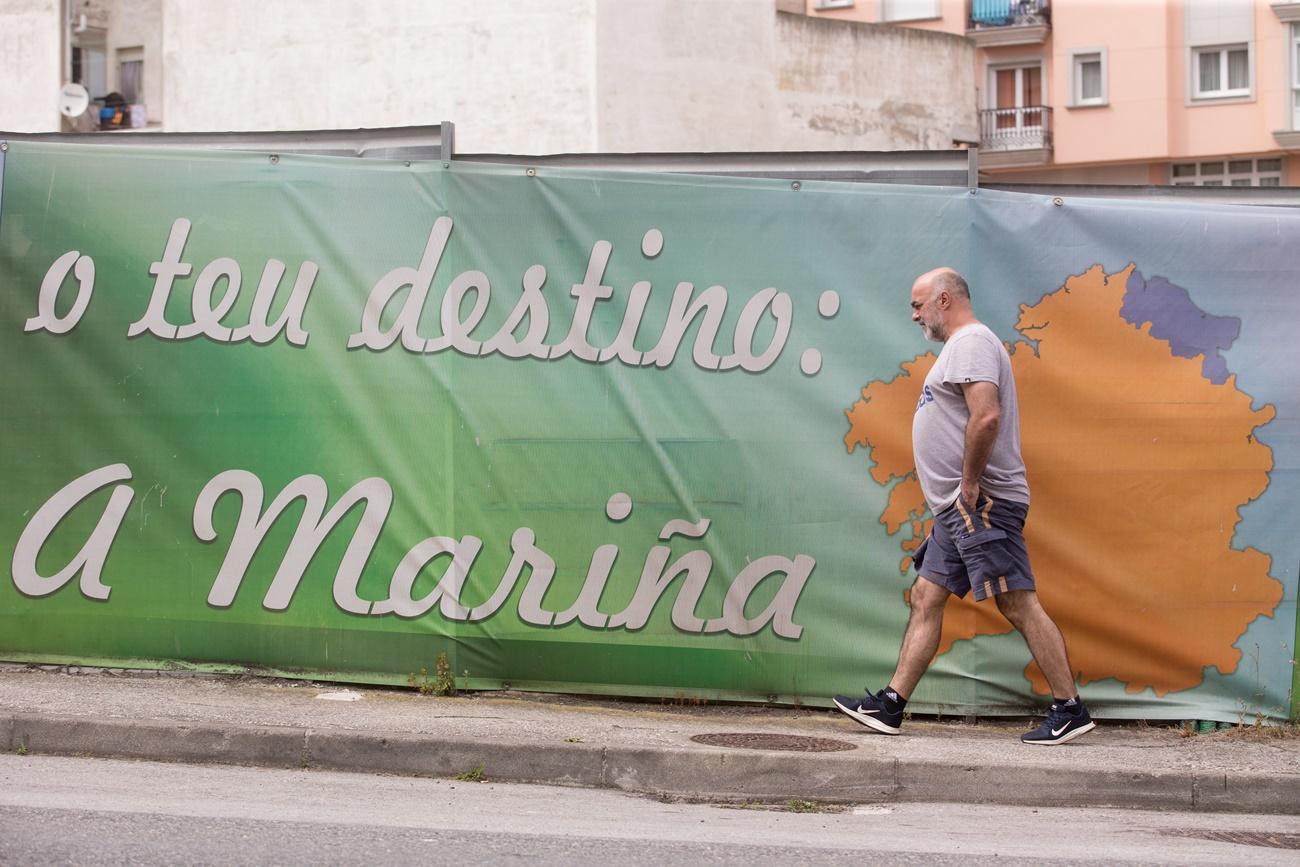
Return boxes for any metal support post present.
[439,121,456,162]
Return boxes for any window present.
[117,47,144,105]
[991,63,1044,129]
[1292,24,1300,129]
[1169,157,1282,186]
[71,45,107,99]
[882,0,939,21]
[1193,44,1251,99]
[1070,49,1107,107]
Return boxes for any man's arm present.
[959,380,1000,510]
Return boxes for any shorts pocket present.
[953,528,1007,552]
[953,528,1014,587]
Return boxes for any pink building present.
[805,0,1300,186]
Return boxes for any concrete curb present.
[6,712,1298,814]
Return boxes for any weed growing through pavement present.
[1220,642,1290,729]
[454,765,485,782]
[408,652,457,696]
[15,744,28,756]
[718,800,845,814]
[408,667,433,694]
[1174,713,1299,740]
[564,737,583,743]
[1223,713,1300,741]
[433,652,456,694]
[785,799,830,813]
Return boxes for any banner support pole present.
[439,121,456,162]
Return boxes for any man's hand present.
[960,479,981,511]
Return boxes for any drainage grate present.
[690,732,856,752]
[1164,830,1300,850]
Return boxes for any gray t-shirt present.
[912,322,1030,513]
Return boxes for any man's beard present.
[921,320,947,342]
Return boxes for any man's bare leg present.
[832,574,951,734]
[887,575,952,698]
[994,589,1076,698]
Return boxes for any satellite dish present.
[59,83,90,118]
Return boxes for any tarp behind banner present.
[1,141,1296,721]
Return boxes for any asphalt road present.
[1,755,1297,866]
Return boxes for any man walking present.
[834,267,1094,745]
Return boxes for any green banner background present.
[1,142,1296,721]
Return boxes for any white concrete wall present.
[0,0,62,132]
[596,3,976,151]
[159,0,599,153]
[3,1,975,152]
[771,11,976,149]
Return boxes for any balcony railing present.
[970,0,1050,28]
[979,106,1053,152]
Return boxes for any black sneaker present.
[1021,701,1095,745]
[833,689,903,735]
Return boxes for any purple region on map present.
[1120,271,1240,385]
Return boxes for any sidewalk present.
[2,665,1296,814]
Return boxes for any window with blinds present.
[1170,158,1282,187]
[1193,44,1251,99]
[1070,49,1106,107]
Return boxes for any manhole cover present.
[1164,830,1300,850]
[690,732,856,752]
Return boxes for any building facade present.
[807,0,1300,186]
[0,0,975,156]
[0,0,63,133]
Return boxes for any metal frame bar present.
[0,125,455,162]
[438,121,455,162]
[986,182,1300,206]
[0,142,6,232]
[453,149,972,186]
[2,125,1297,203]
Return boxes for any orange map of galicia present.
[844,264,1282,696]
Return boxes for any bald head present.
[917,267,970,302]
[910,267,976,343]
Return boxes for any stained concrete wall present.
[159,0,599,153]
[0,0,62,132]
[596,3,976,151]
[3,1,974,153]
[152,0,974,152]
[770,12,975,149]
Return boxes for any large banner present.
[1,141,1296,721]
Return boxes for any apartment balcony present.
[978,106,1053,167]
[967,0,1050,47]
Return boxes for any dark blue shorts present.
[912,495,1035,601]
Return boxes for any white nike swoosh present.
[1051,724,1071,737]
